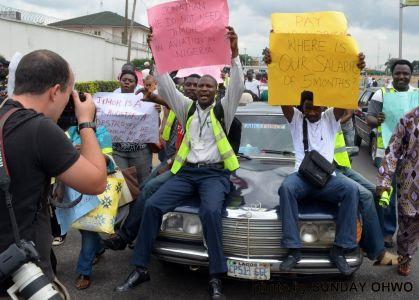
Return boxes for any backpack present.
[186,101,242,154]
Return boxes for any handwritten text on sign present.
[94,93,159,144]
[147,0,230,74]
[271,11,347,35]
[268,33,360,109]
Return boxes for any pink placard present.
[176,65,226,83]
[147,0,230,74]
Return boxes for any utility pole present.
[398,0,404,58]
[127,0,137,62]
[124,0,128,45]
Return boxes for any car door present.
[354,90,372,142]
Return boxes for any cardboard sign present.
[176,64,225,83]
[147,0,230,73]
[271,11,347,35]
[94,92,159,144]
[268,33,360,108]
[382,91,419,148]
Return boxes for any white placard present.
[94,92,159,144]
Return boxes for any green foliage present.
[239,54,252,66]
[75,81,120,93]
[131,58,152,70]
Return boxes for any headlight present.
[299,221,335,247]
[160,212,203,240]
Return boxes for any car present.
[353,87,380,166]
[153,102,363,281]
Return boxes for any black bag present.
[298,118,335,187]
[187,101,242,154]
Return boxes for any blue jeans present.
[131,166,230,275]
[338,168,385,260]
[279,172,358,249]
[375,157,397,237]
[76,230,103,276]
[119,162,172,243]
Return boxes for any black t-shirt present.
[0,99,79,279]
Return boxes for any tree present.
[131,58,151,70]
[412,60,419,75]
[384,58,398,75]
[239,54,251,66]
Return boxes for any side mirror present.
[347,146,359,157]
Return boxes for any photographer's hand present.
[73,91,95,123]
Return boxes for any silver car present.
[153,102,362,281]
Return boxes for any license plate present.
[227,259,270,280]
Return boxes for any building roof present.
[49,11,149,30]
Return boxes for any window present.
[94,30,101,36]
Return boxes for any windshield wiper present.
[237,153,252,160]
[261,150,294,155]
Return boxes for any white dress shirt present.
[156,56,244,164]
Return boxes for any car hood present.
[174,157,338,219]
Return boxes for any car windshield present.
[236,114,294,155]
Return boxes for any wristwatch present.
[78,122,96,132]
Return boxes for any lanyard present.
[196,108,210,139]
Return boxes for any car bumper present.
[153,241,363,276]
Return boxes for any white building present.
[49,11,150,52]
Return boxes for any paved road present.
[55,144,418,300]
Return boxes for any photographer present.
[0,50,107,295]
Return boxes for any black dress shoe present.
[102,234,127,251]
[280,249,301,272]
[330,246,353,276]
[209,279,225,299]
[114,268,150,292]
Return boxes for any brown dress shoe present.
[75,275,91,290]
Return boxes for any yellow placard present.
[271,11,347,35]
[268,33,360,109]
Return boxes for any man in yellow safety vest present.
[366,59,417,247]
[114,27,244,299]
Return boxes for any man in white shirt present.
[279,91,360,276]
[115,27,244,299]
[244,69,260,99]
[366,59,417,248]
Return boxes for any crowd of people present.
[0,22,417,300]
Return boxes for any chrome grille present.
[222,218,287,258]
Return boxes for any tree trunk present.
[127,0,137,62]
[123,0,128,45]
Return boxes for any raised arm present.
[221,27,245,131]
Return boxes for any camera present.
[57,91,86,130]
[0,240,61,300]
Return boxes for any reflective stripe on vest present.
[162,110,176,141]
[376,87,396,154]
[171,107,239,174]
[334,130,351,168]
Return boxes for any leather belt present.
[185,162,224,169]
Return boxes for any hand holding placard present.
[147,0,231,74]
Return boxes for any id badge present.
[194,140,205,150]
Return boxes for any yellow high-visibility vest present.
[334,130,351,168]
[162,110,176,141]
[171,106,239,174]
[376,87,396,156]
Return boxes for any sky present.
[1,0,418,69]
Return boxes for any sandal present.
[75,275,91,290]
[52,236,65,246]
[373,251,398,266]
[397,256,411,276]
